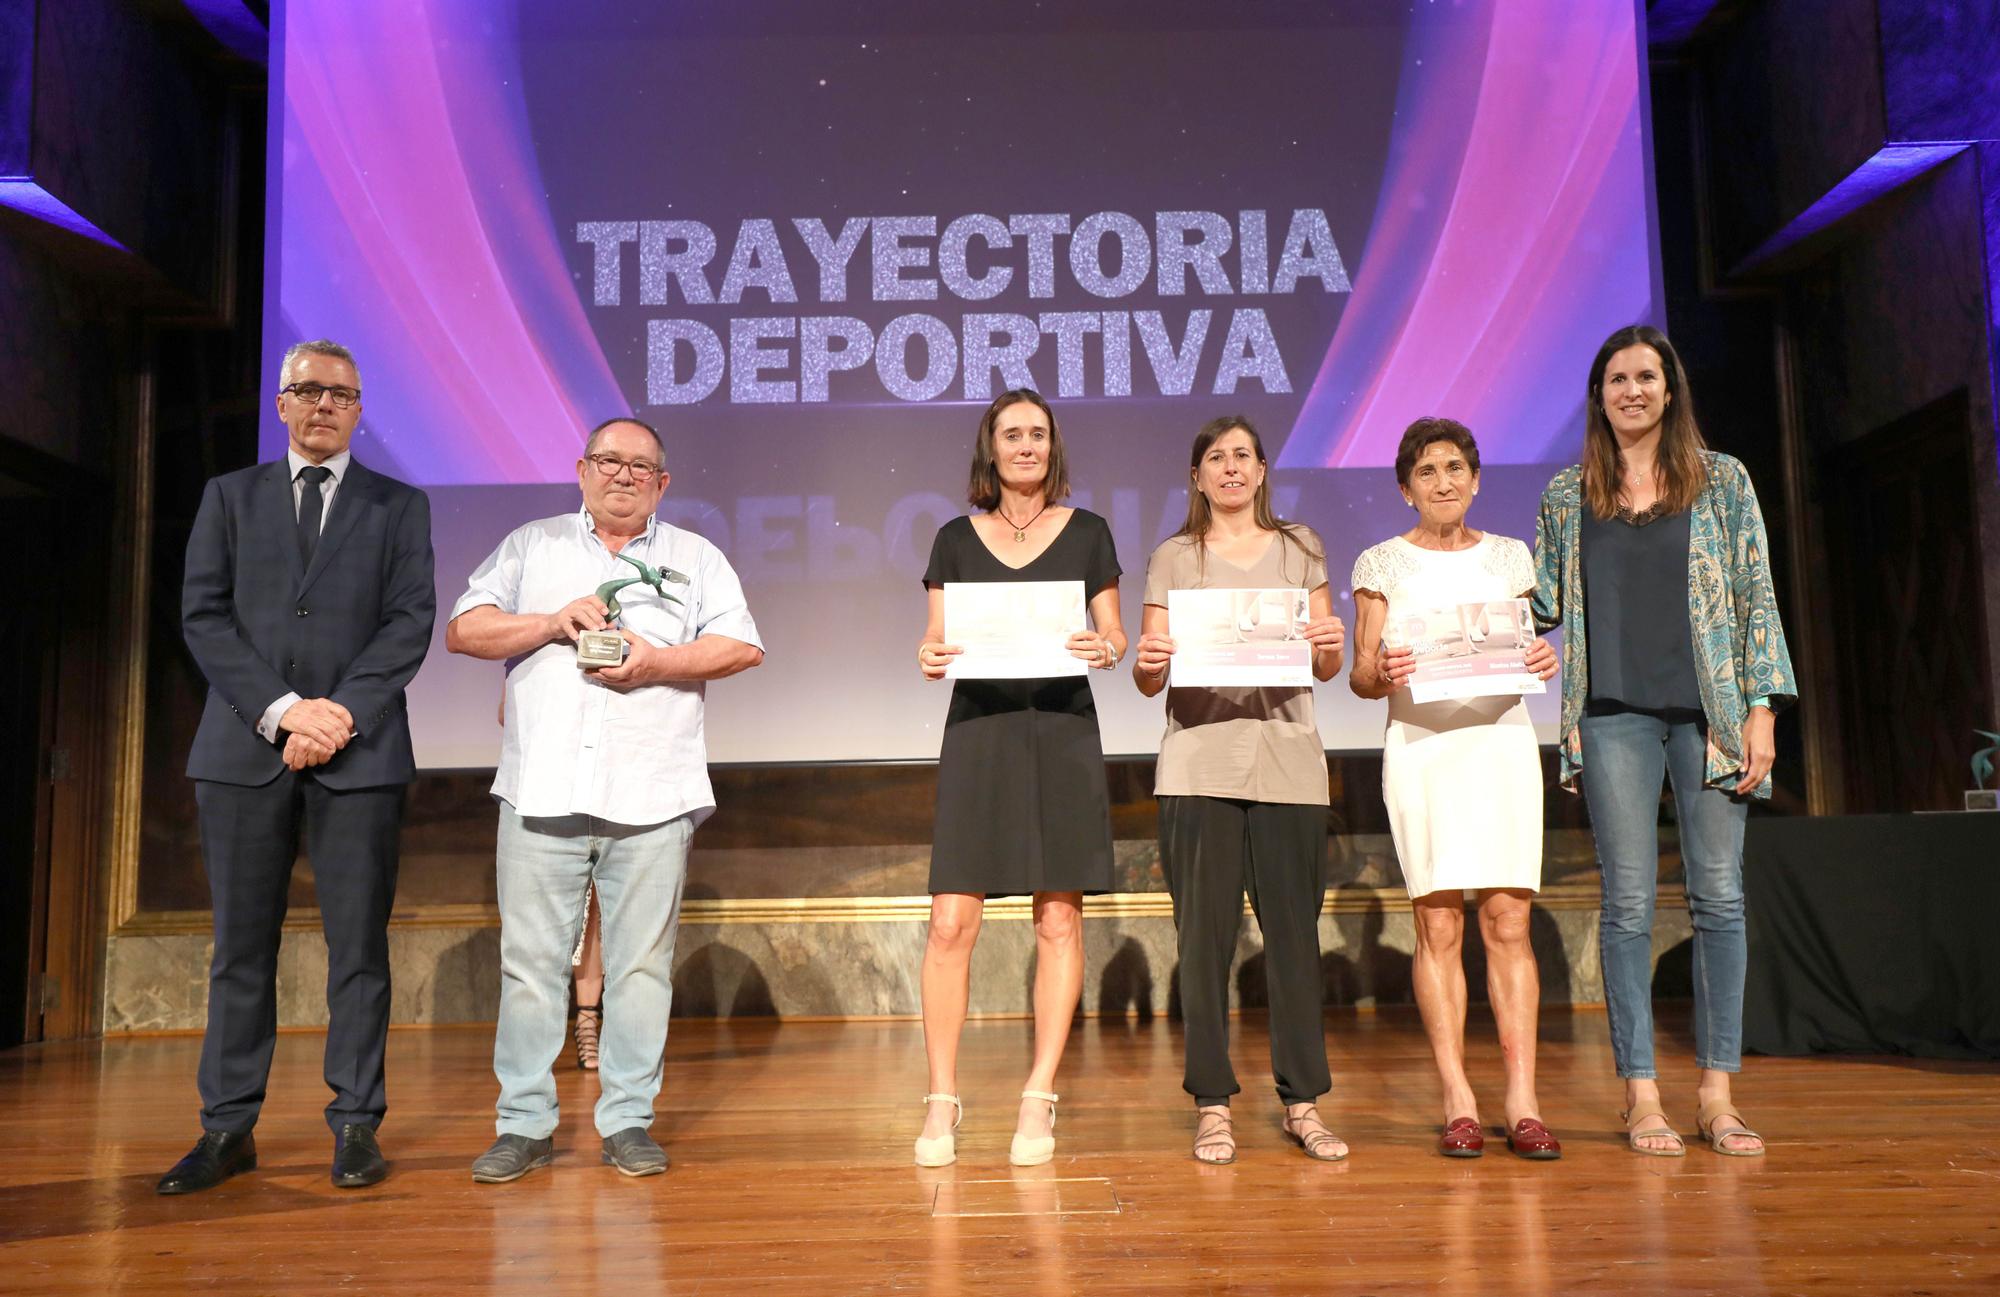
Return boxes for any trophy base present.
[576,630,628,669]
[1966,790,1998,812]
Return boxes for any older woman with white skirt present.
[1350,417,1562,1160]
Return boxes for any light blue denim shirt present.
[454,508,763,826]
[1532,451,1796,797]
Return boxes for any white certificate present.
[1393,597,1547,703]
[1166,587,1311,687]
[943,580,1088,679]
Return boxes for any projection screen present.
[263,0,1662,765]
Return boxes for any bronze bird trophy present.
[576,552,690,669]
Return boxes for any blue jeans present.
[494,804,692,1139]
[1579,711,1748,1079]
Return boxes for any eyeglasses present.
[282,382,362,408]
[586,452,661,482]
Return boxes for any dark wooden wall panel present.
[0,226,132,464]
[1878,0,2000,143]
[0,0,32,175]
[1700,0,1883,268]
[1779,150,2000,742]
[27,0,233,306]
[1787,154,1994,448]
[1823,391,1991,811]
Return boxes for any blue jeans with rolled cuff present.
[1579,709,1749,1080]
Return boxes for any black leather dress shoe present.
[332,1123,389,1188]
[157,1131,257,1195]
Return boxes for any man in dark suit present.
[157,339,435,1195]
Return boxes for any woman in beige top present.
[1133,416,1347,1164]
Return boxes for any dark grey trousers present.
[1159,795,1330,1106]
[195,773,404,1135]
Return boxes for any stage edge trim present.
[112,884,1680,935]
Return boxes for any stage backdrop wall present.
[260,0,1662,768]
[102,0,1679,1032]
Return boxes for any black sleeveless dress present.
[922,510,1120,897]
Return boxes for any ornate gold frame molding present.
[103,373,156,952]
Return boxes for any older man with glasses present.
[446,416,764,1181]
[160,339,436,1195]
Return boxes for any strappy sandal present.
[1192,1107,1236,1165]
[573,1004,601,1072]
[914,1093,963,1167]
[1621,1099,1686,1157]
[1696,1098,1766,1157]
[1281,1105,1349,1162]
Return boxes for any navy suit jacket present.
[182,456,436,789]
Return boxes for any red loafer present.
[1507,1118,1562,1160]
[1439,1116,1484,1158]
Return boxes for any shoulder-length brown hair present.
[1174,415,1323,583]
[1582,324,1708,519]
[966,388,1071,510]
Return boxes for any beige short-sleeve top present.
[1143,529,1330,805]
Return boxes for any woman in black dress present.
[913,388,1125,1168]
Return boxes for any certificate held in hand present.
[942,580,1088,679]
[1395,597,1546,704]
[1166,588,1312,687]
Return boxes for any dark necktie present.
[298,465,333,567]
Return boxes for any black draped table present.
[1743,812,2000,1059]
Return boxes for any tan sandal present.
[1192,1107,1236,1165]
[1621,1099,1686,1157]
[1696,1098,1765,1157]
[1281,1104,1348,1162]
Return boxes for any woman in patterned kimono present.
[1533,324,1796,1157]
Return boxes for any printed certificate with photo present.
[942,580,1088,679]
[1392,597,1546,704]
[1166,588,1312,687]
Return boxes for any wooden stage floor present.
[1,1007,1995,1296]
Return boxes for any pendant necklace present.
[996,500,1049,542]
